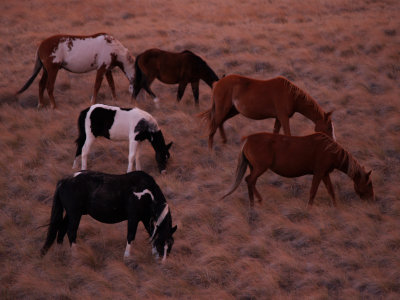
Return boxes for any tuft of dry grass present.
[1,0,399,298]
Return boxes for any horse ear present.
[167,142,173,150]
[367,170,372,178]
[171,225,177,234]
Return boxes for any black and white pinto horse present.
[73,104,172,173]
[16,33,135,109]
[41,170,177,261]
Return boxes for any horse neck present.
[295,93,325,124]
[149,130,165,151]
[335,146,362,180]
[200,62,218,87]
[121,54,135,81]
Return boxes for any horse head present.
[353,169,375,201]
[151,130,173,173]
[315,111,336,141]
[150,204,177,262]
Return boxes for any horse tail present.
[221,144,249,200]
[75,107,90,159]
[41,182,64,256]
[16,52,43,95]
[133,54,143,98]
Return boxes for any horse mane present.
[316,134,360,178]
[281,77,325,118]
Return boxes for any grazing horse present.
[222,132,374,208]
[73,104,172,173]
[40,170,177,261]
[16,33,135,109]
[133,48,218,106]
[201,74,335,149]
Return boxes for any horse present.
[16,33,135,109]
[222,132,374,208]
[40,170,177,262]
[72,104,172,173]
[132,48,218,107]
[200,74,335,149]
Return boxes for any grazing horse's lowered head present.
[133,48,218,107]
[73,104,172,173]
[40,170,177,262]
[16,33,135,109]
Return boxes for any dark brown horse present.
[201,75,335,149]
[222,132,374,208]
[16,33,135,109]
[133,49,218,106]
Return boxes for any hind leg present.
[218,106,239,144]
[277,115,291,136]
[245,166,267,207]
[81,136,95,170]
[105,70,117,102]
[45,66,60,109]
[177,82,188,102]
[57,215,69,244]
[191,80,199,106]
[38,69,48,109]
[66,215,82,258]
[273,118,281,134]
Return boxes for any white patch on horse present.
[150,204,169,240]
[124,242,132,258]
[73,171,82,177]
[162,243,168,262]
[133,189,154,201]
[51,35,129,74]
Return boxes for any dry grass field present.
[1,0,400,298]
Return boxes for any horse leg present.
[273,118,281,134]
[218,106,239,144]
[124,217,139,259]
[278,116,291,136]
[57,214,69,244]
[66,215,82,257]
[245,166,266,207]
[191,80,200,107]
[307,175,322,208]
[128,139,139,173]
[81,136,95,170]
[105,70,117,102]
[322,174,337,207]
[38,68,48,109]
[92,66,107,104]
[177,82,187,103]
[45,66,59,109]
[142,76,158,104]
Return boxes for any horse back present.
[244,133,331,177]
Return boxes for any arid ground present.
[1,0,400,299]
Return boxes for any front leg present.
[124,217,139,259]
[127,139,139,173]
[92,66,107,104]
[177,82,188,102]
[191,80,200,106]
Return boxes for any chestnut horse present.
[201,75,335,149]
[17,33,135,109]
[222,132,374,208]
[133,49,218,106]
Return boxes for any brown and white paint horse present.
[17,33,135,109]
[201,75,335,149]
[222,132,374,208]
